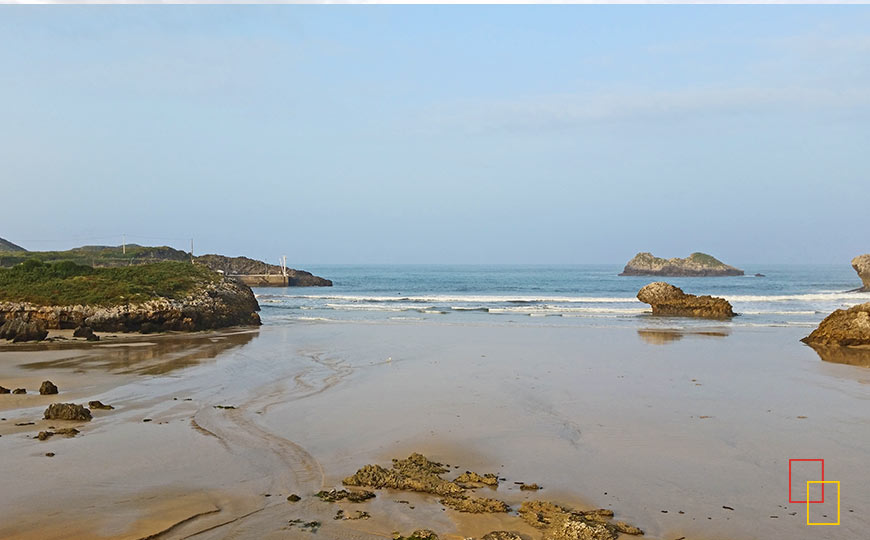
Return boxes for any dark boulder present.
[44,403,92,421]
[39,381,59,395]
[0,386,10,394]
[0,318,48,342]
[12,388,26,394]
[88,400,114,410]
[73,326,99,341]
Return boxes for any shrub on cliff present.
[0,260,219,306]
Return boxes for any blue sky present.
[1,6,869,265]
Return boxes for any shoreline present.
[1,322,869,539]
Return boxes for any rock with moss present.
[620,252,743,277]
[518,500,643,540]
[316,488,376,503]
[852,255,870,292]
[802,303,870,347]
[0,261,260,333]
[44,403,92,421]
[393,530,439,540]
[637,282,734,319]
[439,495,510,513]
[454,471,499,487]
[343,453,465,496]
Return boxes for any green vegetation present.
[687,252,726,266]
[0,244,189,268]
[0,259,218,306]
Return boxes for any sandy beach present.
[1,321,867,540]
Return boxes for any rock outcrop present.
[620,252,743,277]
[637,282,735,318]
[802,303,870,347]
[44,403,92,421]
[0,318,48,342]
[0,276,260,333]
[195,254,332,287]
[39,381,58,395]
[852,255,870,292]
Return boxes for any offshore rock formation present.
[802,303,870,347]
[195,254,332,286]
[852,255,870,292]
[637,282,735,319]
[620,252,743,277]
[0,276,260,333]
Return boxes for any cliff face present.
[620,252,743,277]
[852,254,870,292]
[0,276,261,333]
[637,281,735,319]
[195,254,332,287]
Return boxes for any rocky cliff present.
[620,252,743,277]
[852,254,870,292]
[195,254,332,286]
[0,276,261,333]
[637,282,735,319]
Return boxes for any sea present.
[253,264,870,330]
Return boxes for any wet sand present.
[1,322,868,539]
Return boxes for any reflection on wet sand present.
[807,344,870,368]
[637,328,730,345]
[15,329,258,375]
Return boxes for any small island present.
[620,252,744,277]
[0,259,261,341]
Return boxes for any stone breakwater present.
[0,277,261,333]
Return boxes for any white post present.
[122,234,126,255]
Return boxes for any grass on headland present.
[0,259,219,306]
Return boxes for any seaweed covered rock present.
[482,533,523,540]
[88,400,114,410]
[439,495,510,513]
[454,471,499,487]
[0,318,48,342]
[343,453,465,496]
[518,500,643,540]
[315,488,376,503]
[637,282,734,319]
[802,303,870,347]
[44,403,92,421]
[620,252,743,277]
[852,255,870,292]
[394,530,439,540]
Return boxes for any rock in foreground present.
[802,303,870,347]
[637,282,734,319]
[44,403,92,421]
[519,500,643,540]
[620,252,743,277]
[852,255,870,292]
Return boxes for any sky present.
[1,6,869,265]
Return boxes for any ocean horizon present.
[255,263,870,329]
